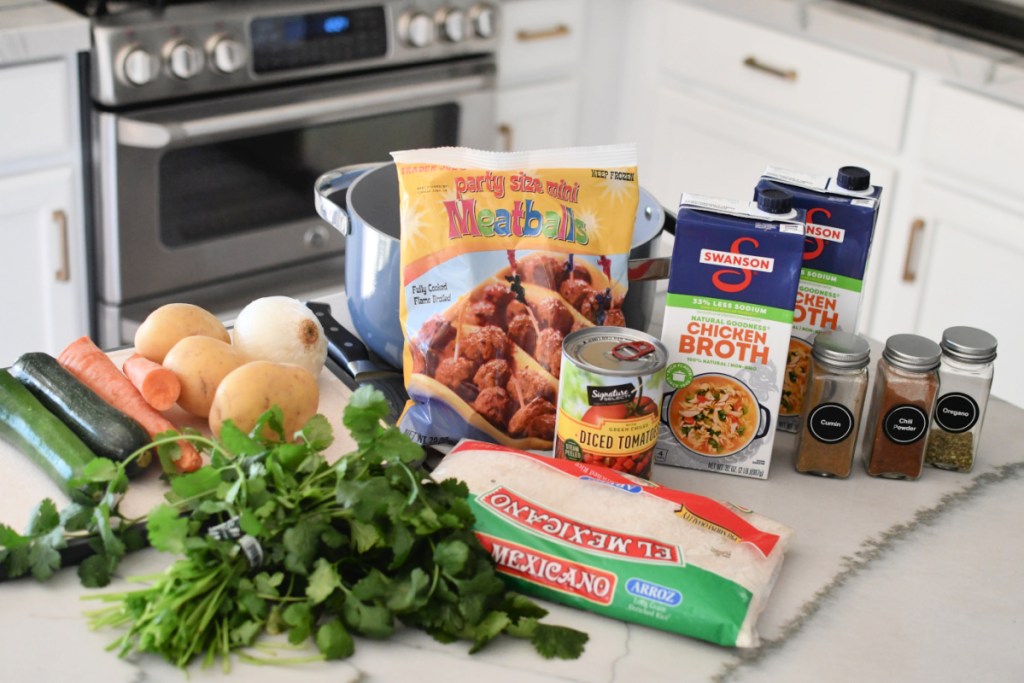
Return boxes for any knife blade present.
[306,301,409,425]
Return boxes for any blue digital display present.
[323,15,350,34]
[250,6,387,73]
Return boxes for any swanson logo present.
[803,207,846,259]
[701,237,772,293]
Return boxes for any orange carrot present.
[122,353,181,411]
[57,337,202,473]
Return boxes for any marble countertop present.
[2,327,1022,681]
[0,1,88,65]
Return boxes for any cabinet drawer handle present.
[516,24,570,42]
[498,123,513,152]
[742,55,798,81]
[54,209,70,282]
[902,218,925,282]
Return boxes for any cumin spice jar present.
[794,332,871,478]
[924,326,997,473]
[863,334,941,480]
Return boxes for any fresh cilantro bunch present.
[86,385,588,669]
[0,432,207,586]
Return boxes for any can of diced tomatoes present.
[554,327,668,479]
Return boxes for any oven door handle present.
[116,73,492,149]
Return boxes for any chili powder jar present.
[924,326,997,472]
[863,334,941,480]
[794,331,871,478]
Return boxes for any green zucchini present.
[0,368,101,503]
[10,352,150,477]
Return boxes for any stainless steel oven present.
[64,0,498,347]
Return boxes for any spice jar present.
[924,326,997,472]
[863,334,941,480]
[794,331,871,478]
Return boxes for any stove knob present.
[469,3,497,39]
[438,8,467,43]
[398,11,435,48]
[208,34,246,74]
[166,40,204,80]
[120,45,157,87]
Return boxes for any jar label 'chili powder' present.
[882,405,929,444]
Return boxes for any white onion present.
[232,296,327,377]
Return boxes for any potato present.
[134,303,230,364]
[208,361,320,441]
[163,336,245,418]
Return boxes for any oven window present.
[159,104,459,246]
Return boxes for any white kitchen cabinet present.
[494,0,585,150]
[0,166,87,366]
[0,56,89,366]
[874,179,1024,407]
[618,0,900,334]
[496,79,581,151]
[866,78,1024,406]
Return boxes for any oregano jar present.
[794,331,871,478]
[862,334,941,480]
[924,326,997,472]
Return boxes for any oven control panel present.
[89,0,499,107]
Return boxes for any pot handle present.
[313,163,381,237]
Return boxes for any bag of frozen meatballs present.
[391,145,639,450]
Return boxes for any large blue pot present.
[314,162,669,370]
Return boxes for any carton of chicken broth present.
[755,165,882,433]
[655,193,804,479]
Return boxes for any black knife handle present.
[306,302,374,376]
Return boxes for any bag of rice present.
[391,145,639,451]
[432,439,794,648]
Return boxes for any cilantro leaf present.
[529,623,590,660]
[282,601,314,644]
[316,618,354,660]
[434,538,470,575]
[343,386,390,445]
[28,528,65,581]
[26,499,60,536]
[78,552,118,588]
[341,597,394,639]
[301,414,334,451]
[306,558,340,605]
[168,466,222,502]
[468,610,511,654]
[147,504,188,554]
[385,567,431,613]
[0,523,28,550]
[282,519,326,575]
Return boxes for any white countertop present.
[2,333,1022,681]
[0,1,88,65]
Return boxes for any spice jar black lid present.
[882,333,942,372]
[812,331,871,369]
[941,326,998,363]
[836,166,871,192]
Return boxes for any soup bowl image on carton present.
[655,191,805,479]
[754,165,882,433]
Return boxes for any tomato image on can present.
[554,327,668,479]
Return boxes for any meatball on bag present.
[391,145,639,449]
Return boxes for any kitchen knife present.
[306,301,409,425]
